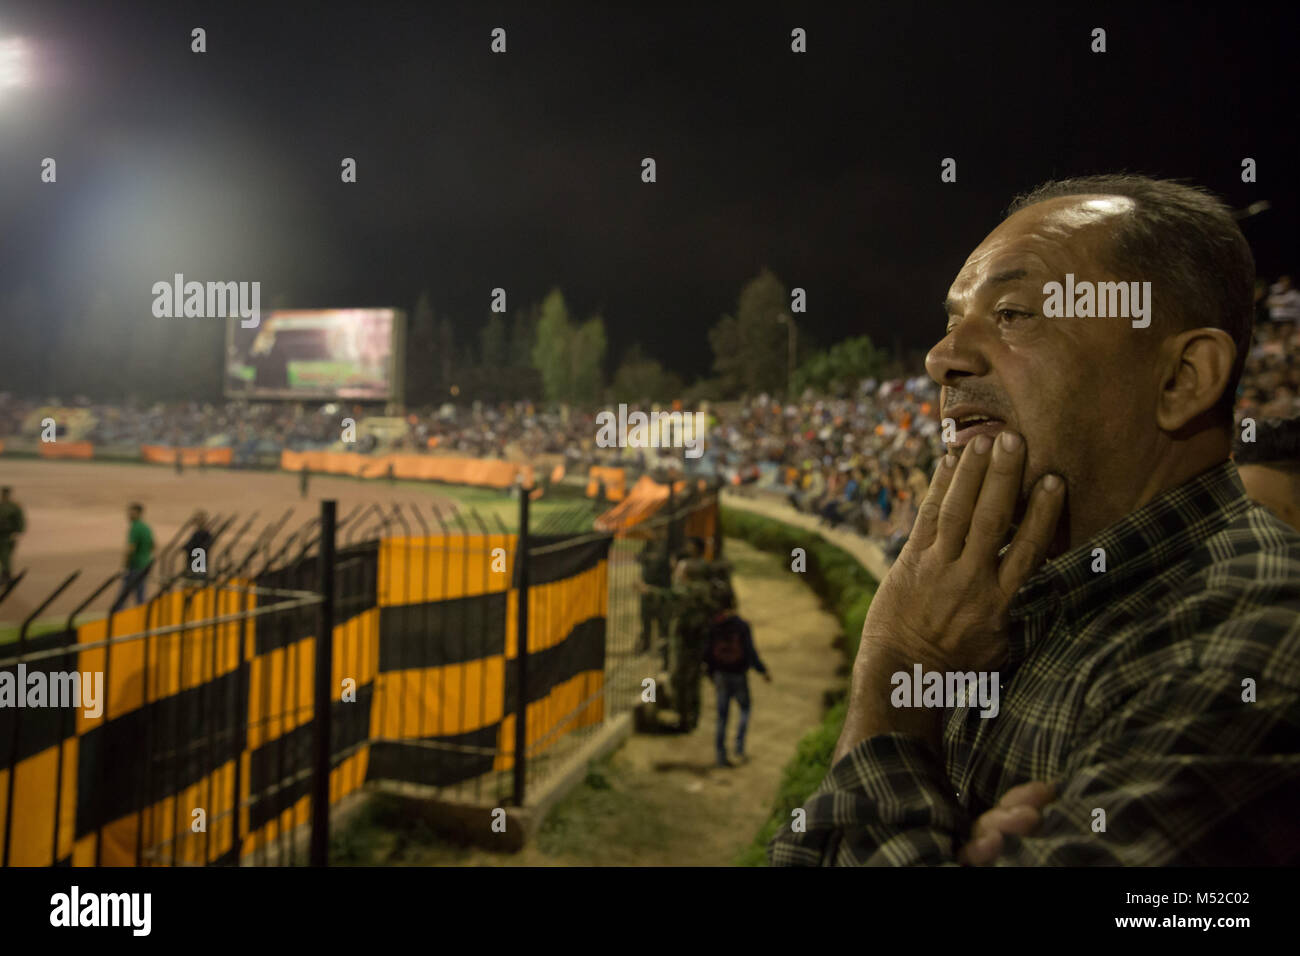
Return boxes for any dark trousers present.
[114,567,148,608]
[714,671,751,759]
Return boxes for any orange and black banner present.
[1,529,611,866]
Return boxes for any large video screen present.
[226,308,398,400]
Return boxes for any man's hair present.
[129,502,144,513]
[1006,174,1255,423]
[0,486,10,495]
[1234,416,1300,470]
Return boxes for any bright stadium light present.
[0,36,32,92]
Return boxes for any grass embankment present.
[721,506,878,866]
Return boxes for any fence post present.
[513,485,531,806]
[310,499,337,866]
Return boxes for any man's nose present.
[925,320,991,385]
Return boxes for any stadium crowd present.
[1,274,1296,556]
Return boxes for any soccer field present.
[0,458,596,636]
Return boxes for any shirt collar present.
[1007,459,1249,658]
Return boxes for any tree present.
[406,291,437,405]
[436,315,455,397]
[532,288,573,403]
[570,315,607,404]
[480,312,508,371]
[791,335,887,396]
[609,344,684,404]
[509,304,537,368]
[709,268,790,397]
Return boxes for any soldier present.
[636,539,672,655]
[666,558,719,732]
[0,487,25,588]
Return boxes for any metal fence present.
[0,481,719,866]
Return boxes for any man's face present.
[927,195,1163,512]
[128,507,141,522]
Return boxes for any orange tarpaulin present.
[281,450,533,489]
[593,475,687,533]
[140,445,233,466]
[39,441,93,459]
[585,466,627,501]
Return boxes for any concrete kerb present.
[364,711,634,853]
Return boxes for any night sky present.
[1,0,1297,381]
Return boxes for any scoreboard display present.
[225,308,402,401]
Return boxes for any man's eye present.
[996,308,1033,321]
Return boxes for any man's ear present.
[1155,327,1236,430]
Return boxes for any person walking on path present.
[705,586,771,767]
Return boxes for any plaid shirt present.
[769,459,1300,865]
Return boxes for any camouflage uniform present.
[666,559,728,731]
[637,543,673,654]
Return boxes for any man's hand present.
[865,430,1065,672]
[957,780,1057,865]
[833,431,1065,763]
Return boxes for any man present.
[0,486,25,587]
[182,510,214,583]
[114,502,155,609]
[770,175,1300,866]
[661,553,718,732]
[1235,416,1300,532]
[636,539,673,654]
[705,585,771,767]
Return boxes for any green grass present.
[720,506,878,865]
[721,507,877,662]
[532,756,670,860]
[0,616,98,646]
[733,696,848,866]
[341,478,598,533]
[329,755,668,865]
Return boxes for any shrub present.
[721,506,879,865]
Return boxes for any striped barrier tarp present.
[0,530,610,866]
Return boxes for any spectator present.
[113,502,154,609]
[705,585,770,767]
[0,486,25,588]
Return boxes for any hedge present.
[721,505,879,866]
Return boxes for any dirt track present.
[0,459,465,624]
